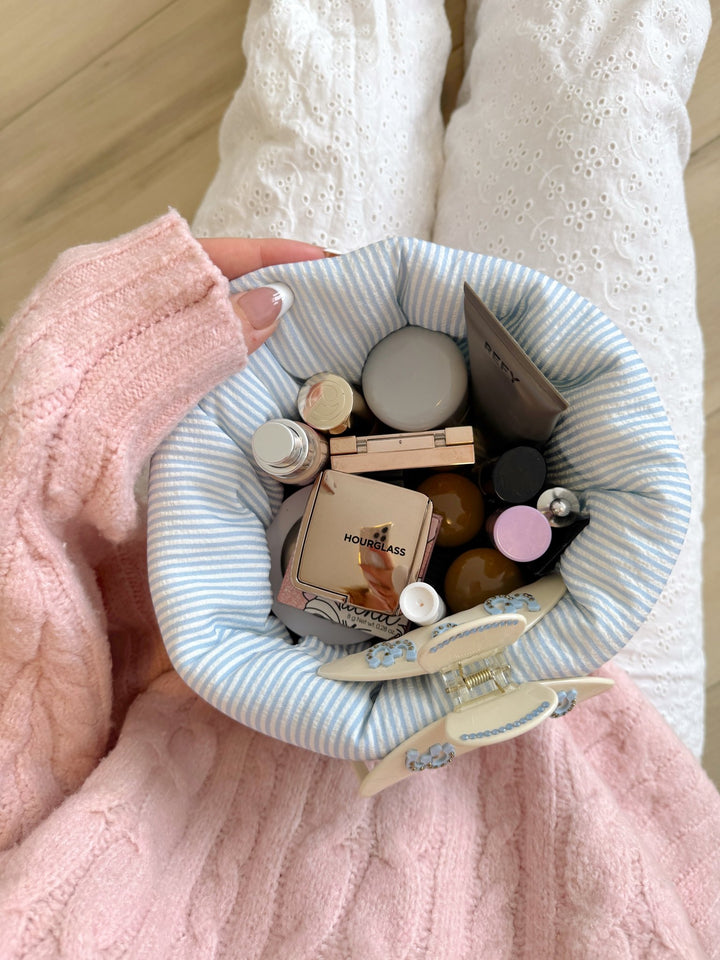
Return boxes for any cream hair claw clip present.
[318,573,613,796]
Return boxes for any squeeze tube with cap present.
[362,326,469,432]
[252,419,328,485]
[399,582,447,625]
[463,283,568,450]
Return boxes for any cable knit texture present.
[0,213,718,958]
[0,211,246,847]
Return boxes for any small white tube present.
[399,582,447,626]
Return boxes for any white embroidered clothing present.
[192,0,710,756]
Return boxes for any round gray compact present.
[361,326,469,431]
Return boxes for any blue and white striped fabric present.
[147,238,690,761]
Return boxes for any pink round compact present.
[489,505,552,563]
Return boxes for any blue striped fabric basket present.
[147,238,690,761]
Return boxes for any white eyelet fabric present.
[147,238,690,762]
[191,0,710,755]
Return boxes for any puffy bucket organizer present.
[147,238,690,795]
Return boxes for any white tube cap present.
[399,582,447,626]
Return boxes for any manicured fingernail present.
[323,249,343,258]
[231,283,294,329]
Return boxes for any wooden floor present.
[1,2,718,786]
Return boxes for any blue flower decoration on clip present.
[551,689,578,718]
[405,742,457,772]
[366,638,418,669]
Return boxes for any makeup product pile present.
[259,284,587,644]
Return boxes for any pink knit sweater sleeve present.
[0,211,248,849]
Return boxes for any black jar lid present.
[486,445,547,504]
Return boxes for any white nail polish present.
[264,282,294,319]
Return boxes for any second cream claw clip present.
[317,573,613,796]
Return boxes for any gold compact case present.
[290,470,434,614]
[297,372,372,435]
[329,425,476,474]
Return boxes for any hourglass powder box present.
[266,485,376,645]
[276,509,442,640]
[290,470,434,613]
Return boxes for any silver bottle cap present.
[252,420,308,472]
[536,487,581,527]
